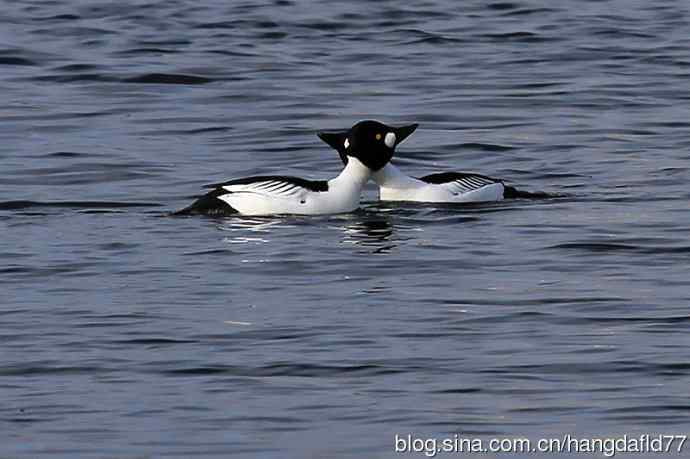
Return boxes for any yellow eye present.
[375,133,382,140]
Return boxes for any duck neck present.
[329,157,372,192]
[372,163,422,189]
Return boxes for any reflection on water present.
[338,213,396,254]
[217,216,286,244]
[217,216,288,233]
[212,210,400,253]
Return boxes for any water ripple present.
[3,0,690,457]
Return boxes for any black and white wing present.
[174,175,329,216]
[207,175,329,195]
[418,172,503,194]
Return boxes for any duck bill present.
[394,123,419,146]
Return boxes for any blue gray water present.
[2,1,690,457]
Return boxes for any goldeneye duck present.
[174,120,418,216]
[319,123,547,203]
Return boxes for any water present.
[2,1,690,457]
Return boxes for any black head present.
[318,120,418,171]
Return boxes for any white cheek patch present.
[384,132,396,148]
[344,138,350,149]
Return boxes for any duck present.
[174,120,418,216]
[318,123,546,203]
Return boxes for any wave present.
[0,200,161,210]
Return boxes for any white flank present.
[372,164,505,203]
[217,158,373,216]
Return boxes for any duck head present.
[318,120,418,171]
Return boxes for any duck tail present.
[171,190,238,217]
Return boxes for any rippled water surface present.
[2,1,690,457]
